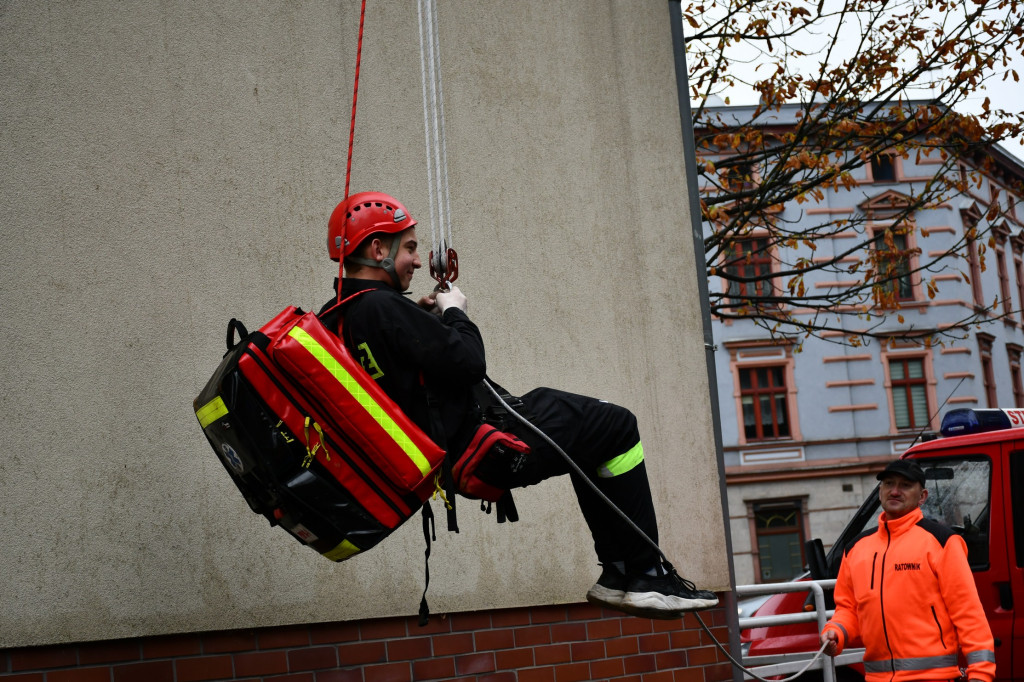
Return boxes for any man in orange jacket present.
[820,459,996,682]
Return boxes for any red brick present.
[495,647,534,670]
[623,653,657,674]
[565,603,602,621]
[685,646,718,666]
[518,667,556,682]
[315,670,363,682]
[79,639,141,664]
[513,625,551,648]
[176,654,233,682]
[411,656,455,680]
[113,660,175,682]
[203,629,258,653]
[431,633,474,656]
[265,674,315,682]
[673,665,705,682]
[386,636,431,661]
[569,640,604,661]
[234,651,289,677]
[622,618,655,635]
[476,673,517,682]
[530,606,567,624]
[411,616,451,636]
[9,645,77,671]
[639,633,671,652]
[655,650,687,670]
[704,662,733,682]
[553,661,589,682]
[586,618,622,639]
[670,629,701,649]
[455,652,495,676]
[0,675,45,682]
[606,635,640,657]
[359,619,407,642]
[48,668,111,682]
[652,619,683,633]
[450,611,491,632]
[338,641,386,666]
[142,634,202,659]
[550,623,586,643]
[362,662,411,682]
[590,657,626,679]
[491,608,531,628]
[309,622,360,645]
[701,626,730,647]
[534,644,571,665]
[288,646,338,671]
[474,628,514,651]
[257,626,309,650]
[641,671,675,682]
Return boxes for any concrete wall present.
[0,0,728,648]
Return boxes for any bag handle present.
[226,319,249,351]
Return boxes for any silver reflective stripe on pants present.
[863,654,958,673]
[966,649,996,664]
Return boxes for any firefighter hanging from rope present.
[194,0,718,621]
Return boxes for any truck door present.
[918,455,1008,676]
[1000,445,1023,679]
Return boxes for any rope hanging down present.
[416,0,458,290]
[344,0,367,202]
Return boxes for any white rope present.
[416,0,453,260]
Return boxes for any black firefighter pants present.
[499,387,660,573]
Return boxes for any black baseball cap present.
[876,459,926,486]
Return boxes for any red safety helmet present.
[328,191,417,262]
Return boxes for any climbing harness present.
[416,0,459,291]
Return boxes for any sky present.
[686,1,1024,164]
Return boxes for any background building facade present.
[701,104,1024,585]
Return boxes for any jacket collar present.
[878,506,924,537]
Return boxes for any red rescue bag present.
[193,301,445,562]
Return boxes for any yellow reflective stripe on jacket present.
[196,396,228,428]
[287,326,432,476]
[597,441,644,478]
[323,539,361,561]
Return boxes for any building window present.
[964,221,986,309]
[1014,247,1024,326]
[1008,345,1024,408]
[995,229,1013,316]
[723,237,774,303]
[979,334,997,407]
[739,365,791,440]
[752,499,806,583]
[871,154,897,182]
[888,357,930,429]
[872,227,914,303]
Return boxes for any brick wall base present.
[0,600,735,682]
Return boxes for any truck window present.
[919,457,991,570]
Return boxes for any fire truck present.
[741,408,1024,681]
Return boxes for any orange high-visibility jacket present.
[822,507,996,682]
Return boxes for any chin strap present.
[344,233,403,289]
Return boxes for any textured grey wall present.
[0,0,728,647]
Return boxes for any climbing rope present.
[416,0,458,289]
[483,379,834,681]
[343,0,367,203]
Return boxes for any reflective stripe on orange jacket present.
[822,507,996,682]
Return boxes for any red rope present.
[344,0,367,202]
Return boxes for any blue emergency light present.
[940,408,1022,437]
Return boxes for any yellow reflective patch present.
[287,326,432,476]
[597,441,644,478]
[323,539,361,561]
[196,396,229,429]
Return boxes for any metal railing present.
[736,579,865,682]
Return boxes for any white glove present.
[435,285,468,314]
